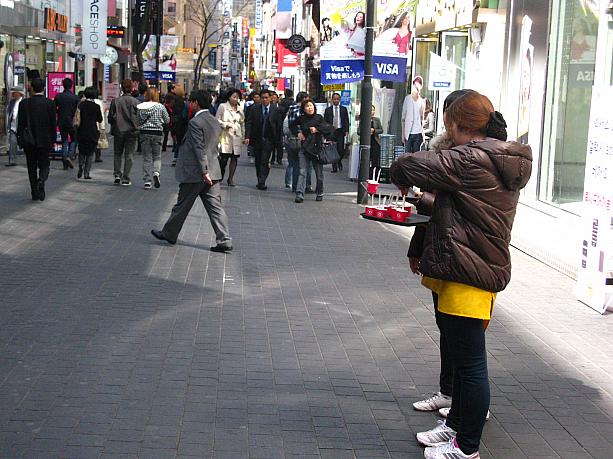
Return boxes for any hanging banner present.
[276,39,298,75]
[160,35,179,75]
[82,0,108,56]
[372,0,416,82]
[275,0,293,39]
[319,1,366,85]
[574,88,613,314]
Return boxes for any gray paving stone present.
[1,154,612,458]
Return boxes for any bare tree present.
[189,0,249,89]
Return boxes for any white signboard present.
[81,0,108,56]
[428,52,456,91]
[255,0,263,32]
[575,88,613,314]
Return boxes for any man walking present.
[54,77,80,170]
[5,87,23,167]
[151,90,232,252]
[324,93,349,173]
[108,79,139,186]
[17,78,56,201]
[244,89,278,190]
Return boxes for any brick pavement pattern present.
[1,150,613,459]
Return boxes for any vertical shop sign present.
[575,88,613,314]
[276,39,299,75]
[255,0,263,32]
[82,0,108,55]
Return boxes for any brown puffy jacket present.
[390,139,532,292]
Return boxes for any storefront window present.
[539,0,599,209]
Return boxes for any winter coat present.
[289,114,334,159]
[108,94,139,136]
[216,102,244,155]
[137,101,170,135]
[390,138,533,292]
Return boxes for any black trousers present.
[433,293,454,397]
[369,139,380,178]
[332,130,345,168]
[438,311,489,455]
[272,138,284,163]
[253,139,272,187]
[24,147,50,194]
[406,133,423,153]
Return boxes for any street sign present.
[287,35,308,53]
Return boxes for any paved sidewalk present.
[1,150,612,459]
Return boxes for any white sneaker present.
[438,407,490,420]
[144,182,152,190]
[424,438,480,459]
[416,420,456,447]
[413,392,452,411]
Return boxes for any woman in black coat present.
[289,98,333,203]
[76,86,103,179]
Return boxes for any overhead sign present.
[373,56,407,82]
[287,35,308,53]
[255,0,263,31]
[323,84,345,91]
[321,60,365,85]
[575,88,613,314]
[82,0,108,55]
[45,8,68,33]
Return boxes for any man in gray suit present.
[151,90,232,252]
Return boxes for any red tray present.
[360,212,430,227]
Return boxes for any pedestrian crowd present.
[6,76,532,459]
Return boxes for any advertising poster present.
[320,0,417,85]
[143,35,157,72]
[276,39,299,75]
[319,1,366,85]
[517,15,534,143]
[47,72,74,99]
[160,35,179,78]
[574,88,613,314]
[373,0,417,82]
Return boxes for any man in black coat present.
[17,78,56,201]
[324,93,350,172]
[54,77,80,169]
[244,89,279,190]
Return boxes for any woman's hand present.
[309,126,318,134]
[297,132,305,141]
[409,257,421,275]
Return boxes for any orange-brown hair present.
[145,88,160,102]
[445,92,495,135]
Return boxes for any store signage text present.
[107,26,125,37]
[82,0,108,55]
[45,8,68,33]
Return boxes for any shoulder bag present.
[318,141,340,165]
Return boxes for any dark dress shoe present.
[66,158,74,169]
[95,159,103,163]
[31,193,40,201]
[210,245,233,253]
[330,168,338,173]
[84,175,92,180]
[77,168,83,179]
[256,184,267,190]
[338,162,343,171]
[37,180,45,201]
[6,163,17,167]
[151,229,176,245]
[316,196,323,202]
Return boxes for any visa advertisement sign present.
[372,56,407,82]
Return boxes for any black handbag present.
[318,141,340,165]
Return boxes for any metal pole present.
[155,0,162,90]
[357,0,375,204]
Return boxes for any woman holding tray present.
[390,91,532,459]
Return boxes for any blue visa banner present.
[321,60,365,85]
[372,55,407,82]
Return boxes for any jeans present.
[433,293,454,397]
[78,141,97,177]
[113,131,138,181]
[405,133,423,153]
[141,133,163,183]
[438,311,489,455]
[285,145,298,188]
[60,126,77,160]
[296,150,323,197]
[8,131,19,164]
